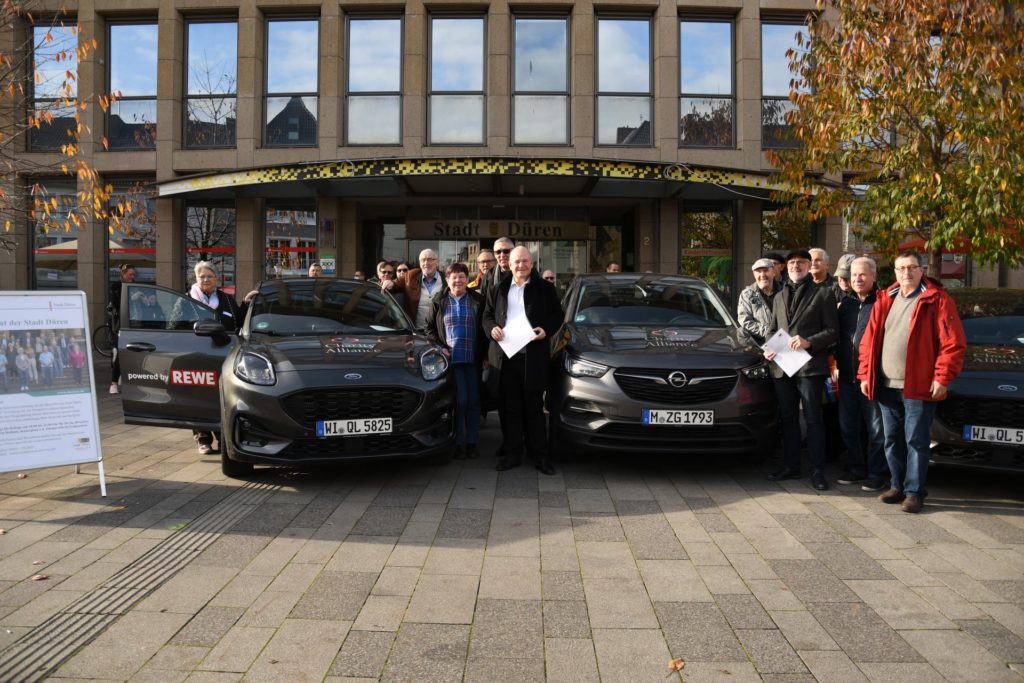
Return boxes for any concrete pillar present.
[235,198,263,292]
[157,198,183,291]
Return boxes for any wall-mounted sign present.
[406,220,589,241]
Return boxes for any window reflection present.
[597,18,651,146]
[29,25,78,151]
[108,23,158,149]
[761,22,805,149]
[429,17,485,144]
[265,207,318,278]
[680,21,733,147]
[513,17,568,145]
[108,180,157,292]
[186,205,237,294]
[265,19,319,146]
[680,204,735,302]
[31,181,79,289]
[186,21,237,148]
[347,18,401,145]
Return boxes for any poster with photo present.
[0,291,105,494]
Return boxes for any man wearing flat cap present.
[763,249,839,490]
[738,258,782,345]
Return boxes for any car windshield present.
[248,279,412,335]
[573,279,732,327]
[961,316,1024,347]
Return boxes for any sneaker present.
[109,383,119,394]
[836,471,865,485]
[861,478,887,492]
[197,443,212,455]
[879,488,906,504]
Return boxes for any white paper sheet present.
[497,314,537,358]
[763,328,812,377]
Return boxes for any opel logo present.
[997,385,1019,392]
[667,371,688,388]
[344,373,362,381]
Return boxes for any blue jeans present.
[452,364,481,446]
[876,385,937,498]
[838,380,887,480]
[774,375,826,472]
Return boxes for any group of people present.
[381,237,563,474]
[738,247,966,513]
[0,330,87,392]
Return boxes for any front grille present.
[613,367,737,405]
[280,387,421,428]
[936,395,1024,431]
[279,434,422,460]
[591,422,757,452]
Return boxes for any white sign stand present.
[0,291,106,496]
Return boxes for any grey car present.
[117,278,455,477]
[550,274,776,456]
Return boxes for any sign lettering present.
[170,369,218,386]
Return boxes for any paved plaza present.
[1,364,1023,681]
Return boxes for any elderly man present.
[308,262,323,277]
[737,257,782,345]
[763,249,839,490]
[469,249,496,289]
[835,257,888,491]
[541,269,556,283]
[381,248,445,329]
[809,248,835,290]
[858,251,966,513]
[479,237,514,299]
[483,246,563,475]
[370,260,394,283]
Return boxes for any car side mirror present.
[194,319,229,344]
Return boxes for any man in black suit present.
[763,249,839,490]
[483,246,563,475]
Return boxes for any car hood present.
[959,345,1024,375]
[243,333,434,372]
[561,324,762,369]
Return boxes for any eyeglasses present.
[382,270,395,276]
[495,249,512,255]
[894,265,922,273]
[478,258,496,265]
[421,257,438,262]
[396,268,409,273]
[543,276,556,282]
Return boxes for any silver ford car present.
[550,274,776,457]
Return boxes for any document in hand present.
[763,328,812,377]
[497,314,536,358]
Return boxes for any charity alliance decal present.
[169,369,218,386]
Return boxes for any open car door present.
[117,284,236,430]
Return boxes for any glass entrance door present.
[525,240,588,293]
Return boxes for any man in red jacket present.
[857,251,966,513]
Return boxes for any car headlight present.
[420,349,449,381]
[234,352,276,386]
[741,361,770,380]
[564,355,609,378]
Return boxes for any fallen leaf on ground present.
[667,658,685,674]
[17,473,27,479]
[32,560,45,565]
[0,529,6,535]
[30,574,48,581]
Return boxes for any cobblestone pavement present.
[1,367,1023,681]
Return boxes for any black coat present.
[836,288,877,384]
[767,276,838,378]
[426,289,488,367]
[482,271,563,393]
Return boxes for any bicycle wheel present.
[92,324,114,358]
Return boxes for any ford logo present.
[997,385,1019,392]
[667,371,688,388]
[344,373,363,381]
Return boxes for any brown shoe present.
[901,495,923,513]
[879,488,906,504]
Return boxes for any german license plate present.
[962,424,1024,446]
[316,417,392,437]
[642,409,714,426]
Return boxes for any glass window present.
[185,20,237,148]
[108,22,158,149]
[28,23,78,151]
[429,17,485,144]
[346,17,402,145]
[31,180,79,289]
[680,20,734,147]
[186,205,236,295]
[108,180,157,303]
[761,22,805,149]
[265,206,318,278]
[597,17,652,146]
[680,203,735,302]
[761,206,813,253]
[265,18,319,146]
[513,17,568,145]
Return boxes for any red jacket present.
[857,276,966,401]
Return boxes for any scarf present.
[785,275,811,320]
[190,283,219,310]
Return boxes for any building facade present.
[5,0,1016,327]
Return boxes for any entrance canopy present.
[157,157,814,203]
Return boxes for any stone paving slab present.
[1,383,1023,680]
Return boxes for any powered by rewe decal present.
[170,369,218,386]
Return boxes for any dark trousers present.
[499,355,548,461]
[774,375,826,472]
[838,380,887,480]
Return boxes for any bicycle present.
[92,323,115,358]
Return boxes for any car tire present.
[221,451,254,478]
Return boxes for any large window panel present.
[265,206,317,278]
[29,24,78,151]
[108,23,158,149]
[513,17,568,145]
[680,203,735,302]
[265,18,319,146]
[680,20,734,147]
[429,17,485,144]
[186,205,237,295]
[597,18,651,146]
[31,180,79,289]
[761,22,805,149]
[185,20,238,148]
[346,18,402,145]
[108,180,157,295]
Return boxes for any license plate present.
[316,417,392,437]
[962,424,1024,446]
[642,409,714,426]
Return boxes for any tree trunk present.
[928,247,942,281]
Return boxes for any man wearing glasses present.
[479,237,515,299]
[381,249,445,330]
[370,260,396,284]
[542,269,556,283]
[469,249,496,290]
[857,251,965,513]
